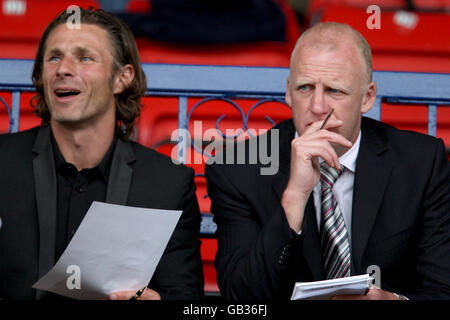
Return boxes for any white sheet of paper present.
[290,274,372,300]
[33,201,182,300]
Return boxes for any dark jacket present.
[206,117,450,300]
[0,125,204,300]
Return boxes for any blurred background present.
[0,0,449,298]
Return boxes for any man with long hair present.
[0,8,204,300]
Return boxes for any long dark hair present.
[32,8,146,138]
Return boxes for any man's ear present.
[361,81,377,114]
[113,64,135,94]
[285,78,292,108]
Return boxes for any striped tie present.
[320,162,351,279]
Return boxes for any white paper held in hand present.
[291,274,373,300]
[33,201,182,300]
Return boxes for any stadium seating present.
[0,0,99,59]
[128,0,301,67]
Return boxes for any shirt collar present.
[338,131,360,172]
[50,129,117,181]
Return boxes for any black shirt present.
[50,131,117,262]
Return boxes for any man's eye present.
[327,88,341,94]
[298,85,310,91]
[81,56,91,62]
[48,56,61,62]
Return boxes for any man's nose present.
[310,87,330,116]
[56,57,74,78]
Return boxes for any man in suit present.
[205,22,450,300]
[0,8,204,300]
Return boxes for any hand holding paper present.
[33,202,182,300]
[291,274,373,300]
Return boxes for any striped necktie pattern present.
[319,162,351,279]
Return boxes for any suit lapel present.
[351,118,393,273]
[31,130,135,299]
[106,138,135,205]
[32,126,57,300]
[271,120,324,280]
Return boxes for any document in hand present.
[290,274,372,300]
[33,201,182,300]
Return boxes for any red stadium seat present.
[308,0,450,19]
[137,97,291,148]
[0,91,41,133]
[317,5,450,72]
[126,0,151,13]
[0,0,99,59]
[200,238,219,294]
[134,0,301,67]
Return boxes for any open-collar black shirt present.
[50,130,117,262]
